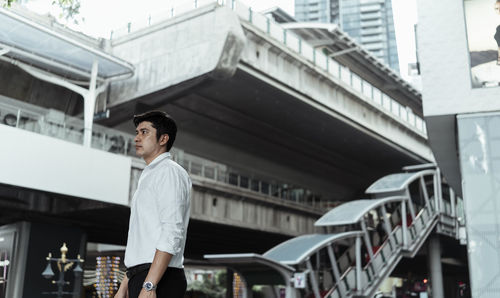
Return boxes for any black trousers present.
[127,265,187,298]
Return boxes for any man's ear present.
[160,134,169,146]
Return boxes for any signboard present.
[293,272,307,288]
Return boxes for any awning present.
[0,7,134,81]
[263,232,363,265]
[314,197,408,226]
[365,169,435,194]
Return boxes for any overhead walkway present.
[205,165,466,298]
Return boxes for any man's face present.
[134,121,167,162]
[496,2,500,15]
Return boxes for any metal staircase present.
[205,164,466,298]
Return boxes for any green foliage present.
[186,270,226,298]
[52,0,81,24]
[3,0,15,7]
[4,0,82,24]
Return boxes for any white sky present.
[25,0,417,79]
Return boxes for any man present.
[115,111,192,298]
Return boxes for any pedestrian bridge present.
[205,165,465,298]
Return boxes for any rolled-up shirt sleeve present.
[154,167,188,255]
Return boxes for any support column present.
[401,202,408,248]
[428,235,444,298]
[306,258,321,298]
[355,236,362,293]
[226,269,234,298]
[83,60,98,148]
[380,205,396,249]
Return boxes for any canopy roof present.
[263,232,363,265]
[314,197,407,227]
[0,7,133,81]
[365,169,435,194]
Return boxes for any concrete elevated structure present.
[0,1,446,297]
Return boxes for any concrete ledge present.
[108,4,246,106]
[0,124,131,205]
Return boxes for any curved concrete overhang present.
[105,2,246,124]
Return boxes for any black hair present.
[133,110,177,151]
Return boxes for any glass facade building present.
[295,0,400,73]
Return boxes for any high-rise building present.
[295,0,400,73]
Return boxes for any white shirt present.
[124,152,192,268]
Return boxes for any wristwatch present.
[142,281,157,291]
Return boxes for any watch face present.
[143,281,154,291]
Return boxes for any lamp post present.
[41,243,84,298]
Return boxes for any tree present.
[3,0,82,24]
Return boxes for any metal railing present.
[1,97,329,210]
[109,0,427,137]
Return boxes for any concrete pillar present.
[428,235,444,298]
[226,269,234,298]
[83,60,98,148]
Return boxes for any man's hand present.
[114,287,129,298]
[114,275,129,298]
[138,288,157,298]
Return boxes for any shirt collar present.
[146,152,171,168]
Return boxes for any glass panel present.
[382,240,392,256]
[286,32,300,53]
[457,113,500,297]
[190,162,202,176]
[344,269,356,292]
[240,176,249,188]
[382,95,391,111]
[391,100,400,117]
[340,66,351,85]
[362,81,373,99]
[372,88,382,105]
[18,110,43,134]
[400,106,408,122]
[352,74,362,92]
[228,173,239,186]
[234,0,250,19]
[252,12,268,33]
[329,59,340,78]
[250,179,260,192]
[302,43,315,61]
[315,50,328,70]
[269,21,284,42]
[204,166,215,179]
[261,181,269,195]
[415,117,423,131]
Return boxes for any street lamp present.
[41,242,84,298]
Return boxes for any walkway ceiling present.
[106,69,427,201]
